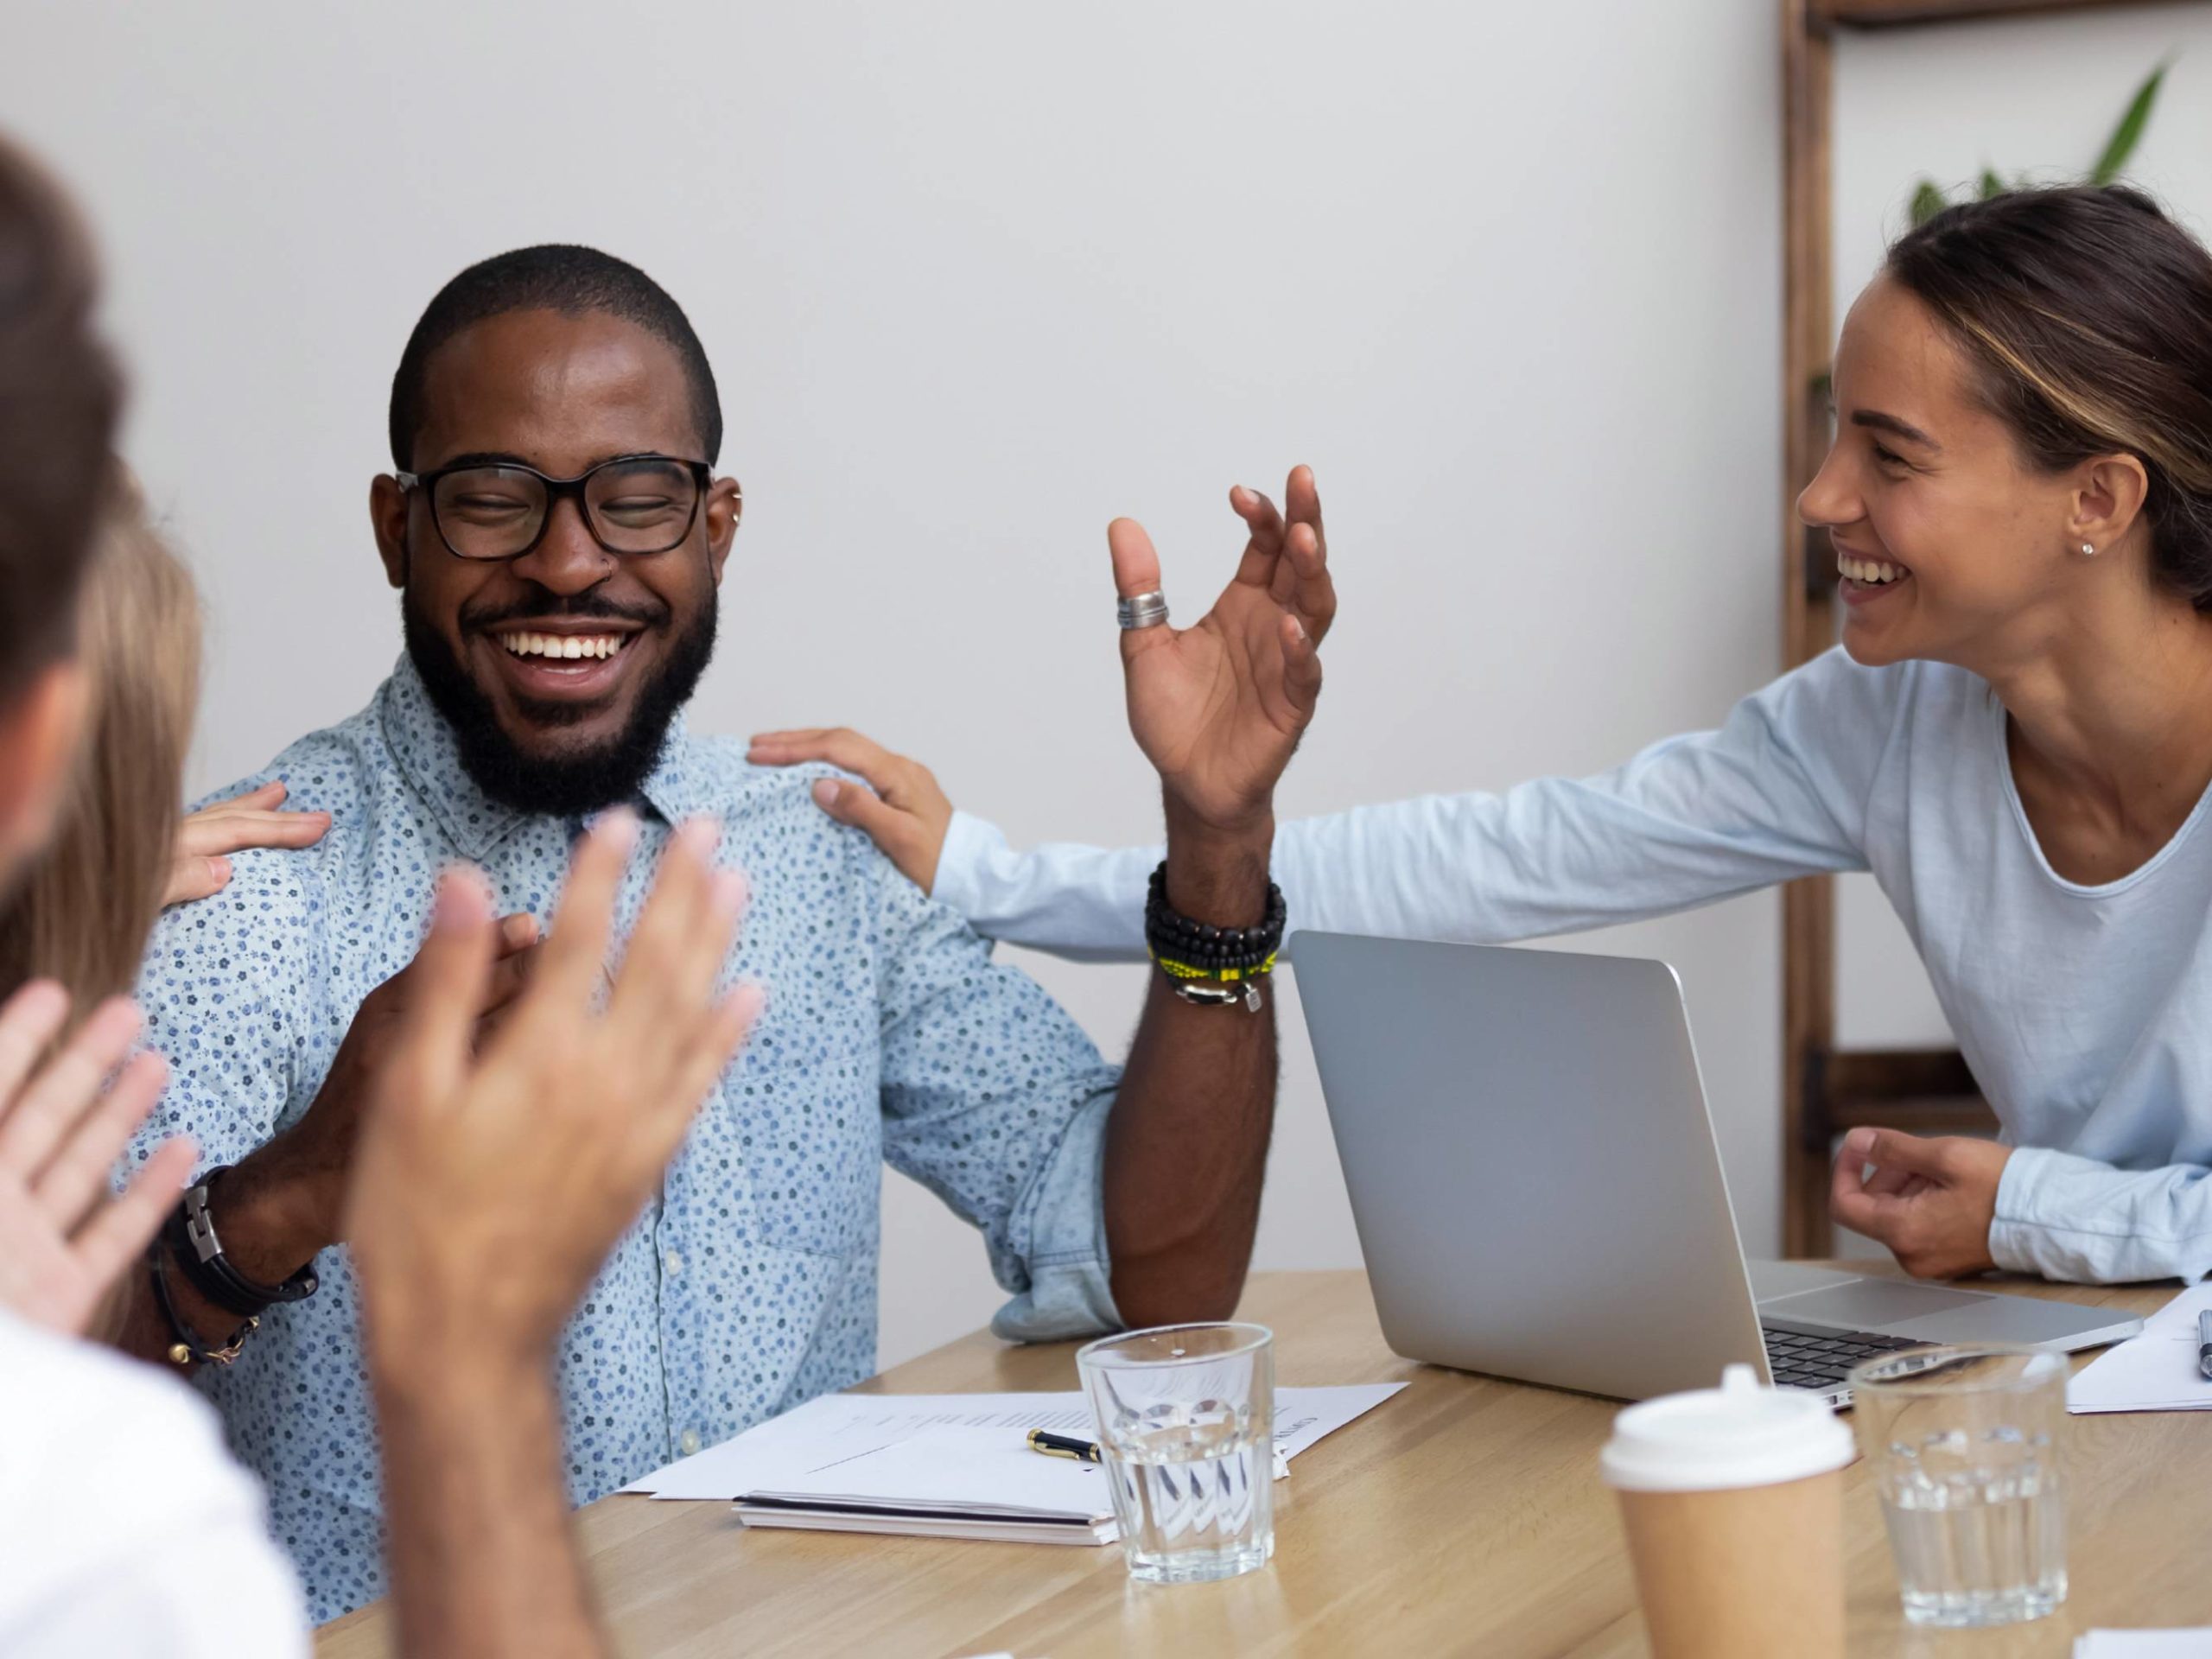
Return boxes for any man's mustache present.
[458,595,669,632]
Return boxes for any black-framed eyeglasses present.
[396,454,719,562]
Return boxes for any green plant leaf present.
[1978,168,2006,200]
[2091,60,2169,185]
[1910,181,1950,226]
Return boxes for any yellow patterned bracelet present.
[1149,949,1280,984]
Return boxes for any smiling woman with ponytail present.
[1883,184,2212,615]
[756,182,2212,1287]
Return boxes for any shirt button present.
[679,1428,702,1457]
[664,1249,684,1277]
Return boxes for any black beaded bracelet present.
[1144,861,1287,973]
[1145,861,1285,1011]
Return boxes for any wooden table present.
[315,1267,2207,1657]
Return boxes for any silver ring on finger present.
[1117,590,1170,631]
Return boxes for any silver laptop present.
[1292,932,2141,1408]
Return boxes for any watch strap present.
[168,1166,320,1317]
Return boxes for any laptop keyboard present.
[1761,1324,1926,1395]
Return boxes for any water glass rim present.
[1075,1320,1274,1370]
[1847,1341,2069,1396]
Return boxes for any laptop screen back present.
[1291,931,1771,1402]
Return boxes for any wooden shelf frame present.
[1774,0,2180,1252]
[1814,0,2194,27]
[1817,0,2190,27]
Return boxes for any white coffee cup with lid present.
[1601,1364,1855,1659]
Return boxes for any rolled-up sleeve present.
[866,831,1124,1343]
[988,1084,1122,1341]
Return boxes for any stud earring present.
[2082,543,2097,557]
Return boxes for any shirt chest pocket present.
[711,1048,881,1259]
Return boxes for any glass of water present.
[1076,1321,1274,1584]
[1848,1344,2069,1629]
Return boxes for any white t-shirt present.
[0,1307,306,1657]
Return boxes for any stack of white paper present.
[735,1425,1120,1544]
[2067,1284,2212,1414]
[2075,1631,2212,1657]
[622,1382,1406,1544]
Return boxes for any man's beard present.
[403,588,717,817]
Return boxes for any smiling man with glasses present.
[377,261,744,820]
[115,244,1332,1624]
[385,446,730,812]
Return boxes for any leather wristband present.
[149,1238,257,1368]
[167,1166,321,1319]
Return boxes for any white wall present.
[0,0,1787,1369]
[1831,10,2212,1058]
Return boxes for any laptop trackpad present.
[1759,1278,1989,1329]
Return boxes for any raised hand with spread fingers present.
[1111,465,1332,842]
[0,982,197,1337]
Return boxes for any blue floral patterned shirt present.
[130,658,1122,1623]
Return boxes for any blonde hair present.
[0,482,200,1014]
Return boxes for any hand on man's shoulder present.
[711,736,893,867]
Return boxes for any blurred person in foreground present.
[0,133,760,1658]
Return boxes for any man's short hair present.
[387,245,722,471]
[0,137,120,696]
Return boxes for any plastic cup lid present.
[1600,1363,1855,1492]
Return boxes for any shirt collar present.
[377,654,709,861]
[635,709,715,827]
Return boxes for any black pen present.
[2198,1311,2212,1382]
[1026,1428,1103,1464]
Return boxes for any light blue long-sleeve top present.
[937,647,2212,1287]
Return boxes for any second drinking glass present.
[1848,1344,2069,1629]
